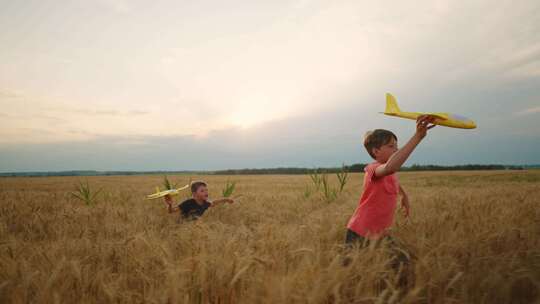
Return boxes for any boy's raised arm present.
[375,115,435,177]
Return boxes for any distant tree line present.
[0,164,531,177]
[211,164,525,175]
[401,164,525,172]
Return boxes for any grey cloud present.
[2,79,540,171]
[2,87,540,172]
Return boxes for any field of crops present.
[1,170,539,303]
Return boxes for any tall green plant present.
[307,166,349,203]
[71,181,102,205]
[320,173,337,203]
[222,180,236,198]
[336,164,349,193]
[309,169,322,190]
[303,185,313,199]
[162,175,178,190]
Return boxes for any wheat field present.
[1,171,539,303]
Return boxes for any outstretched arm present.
[375,115,435,177]
[209,198,234,207]
[164,195,179,213]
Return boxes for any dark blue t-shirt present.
[178,199,211,220]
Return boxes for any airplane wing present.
[421,113,449,120]
[146,184,190,200]
[146,189,179,200]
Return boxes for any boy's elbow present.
[386,167,398,175]
[384,162,401,175]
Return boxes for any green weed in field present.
[71,180,102,205]
[222,180,236,197]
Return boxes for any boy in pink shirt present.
[346,115,435,252]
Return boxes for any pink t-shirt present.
[347,162,399,239]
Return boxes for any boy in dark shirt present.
[163,181,233,220]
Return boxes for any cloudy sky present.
[1,0,539,171]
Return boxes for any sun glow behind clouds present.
[1,0,539,152]
[227,107,278,129]
[0,1,391,143]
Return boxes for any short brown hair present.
[364,129,397,159]
[190,181,207,193]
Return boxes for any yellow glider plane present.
[146,184,190,200]
[382,93,476,129]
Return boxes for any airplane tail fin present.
[385,93,402,114]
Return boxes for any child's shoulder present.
[364,162,395,182]
[364,162,383,172]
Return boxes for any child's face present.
[374,138,398,162]
[193,186,209,201]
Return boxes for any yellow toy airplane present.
[383,93,477,129]
[146,184,190,200]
